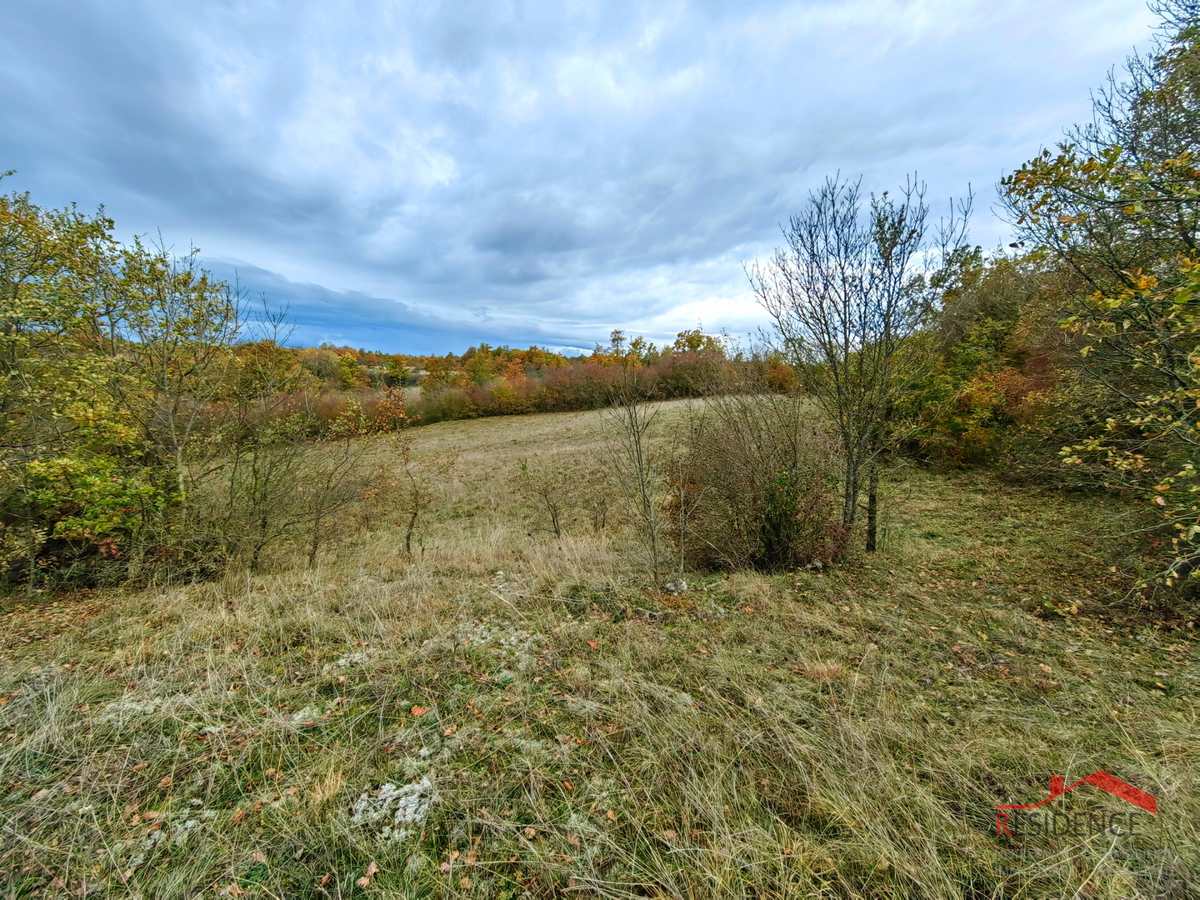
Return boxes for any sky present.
[0,0,1159,354]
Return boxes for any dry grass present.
[1,404,1197,898]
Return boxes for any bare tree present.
[390,434,457,557]
[748,175,968,550]
[603,365,666,583]
[512,456,572,539]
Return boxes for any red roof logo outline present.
[997,772,1157,815]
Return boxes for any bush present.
[669,388,847,572]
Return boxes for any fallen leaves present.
[355,861,379,887]
[0,596,104,651]
[410,705,428,717]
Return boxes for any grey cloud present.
[0,0,1157,352]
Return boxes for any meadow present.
[1,401,1196,899]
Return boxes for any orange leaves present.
[410,705,429,717]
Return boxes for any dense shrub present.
[669,388,848,572]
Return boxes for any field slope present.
[1,406,1197,899]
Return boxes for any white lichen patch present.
[118,806,220,867]
[97,696,162,725]
[421,619,545,676]
[563,696,606,717]
[289,705,325,726]
[322,650,369,673]
[350,779,437,842]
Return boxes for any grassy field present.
[1,403,1197,899]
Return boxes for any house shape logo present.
[995,771,1156,835]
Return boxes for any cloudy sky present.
[1,0,1157,354]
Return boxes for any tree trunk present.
[842,454,860,531]
[308,516,323,567]
[865,461,879,552]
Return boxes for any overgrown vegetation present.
[3,2,1200,896]
[0,406,1194,899]
[670,378,847,572]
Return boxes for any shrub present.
[670,389,847,572]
